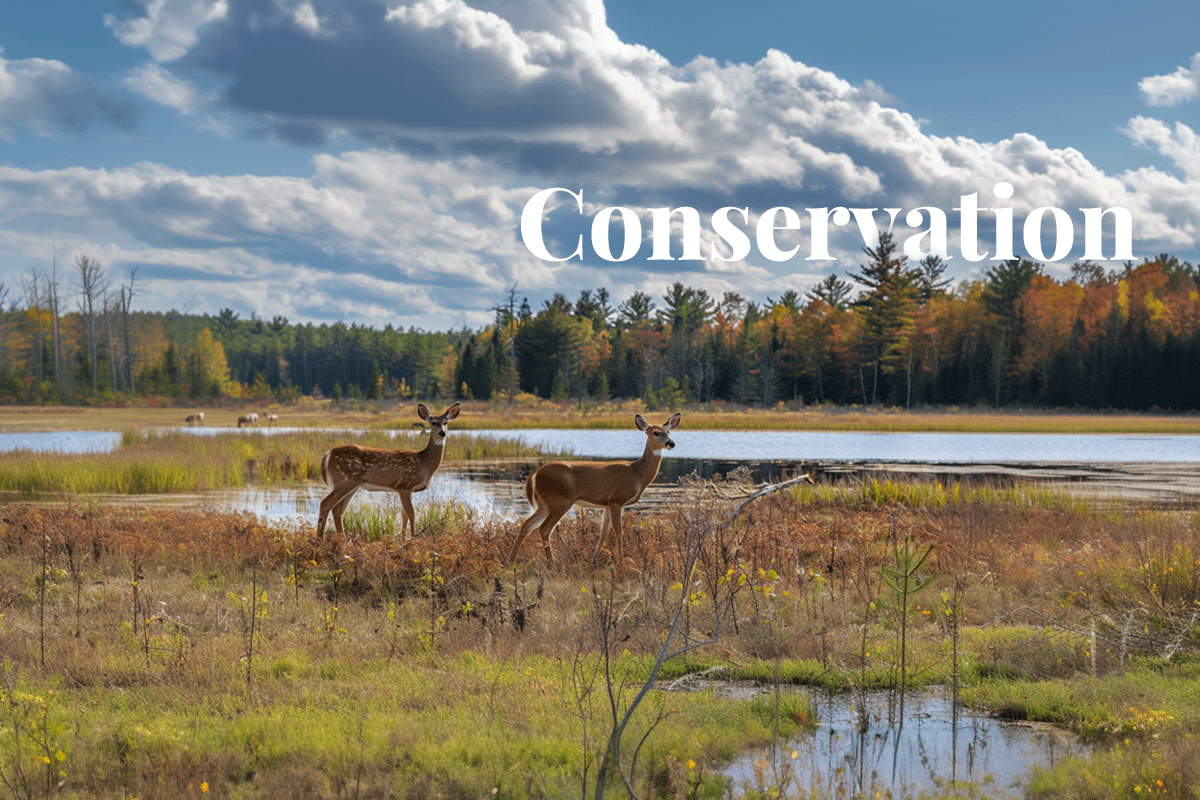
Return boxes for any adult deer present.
[506,412,680,565]
[316,403,461,541]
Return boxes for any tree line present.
[1,238,1198,411]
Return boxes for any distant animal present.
[237,414,257,428]
[267,414,279,427]
[185,412,204,426]
[316,403,462,541]
[507,412,681,564]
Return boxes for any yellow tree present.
[1015,275,1083,395]
[191,328,236,397]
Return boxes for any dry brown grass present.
[3,487,1194,677]
[1,489,1198,798]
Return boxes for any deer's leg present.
[398,489,416,541]
[508,502,549,564]
[318,484,356,539]
[537,502,573,562]
[329,487,359,537]
[593,504,625,565]
[609,505,625,562]
[592,507,614,565]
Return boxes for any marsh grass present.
[1,478,1200,798]
[786,476,1083,512]
[0,428,562,497]
[342,496,486,542]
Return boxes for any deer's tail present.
[320,450,332,489]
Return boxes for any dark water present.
[722,688,1084,798]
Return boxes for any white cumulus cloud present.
[1139,52,1200,107]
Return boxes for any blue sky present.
[1,0,1198,329]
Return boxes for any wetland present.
[0,407,1197,798]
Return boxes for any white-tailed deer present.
[507,412,680,564]
[316,403,461,541]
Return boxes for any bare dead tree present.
[21,268,44,381]
[122,268,137,391]
[48,245,64,395]
[75,254,106,393]
[104,290,119,391]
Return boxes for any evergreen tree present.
[848,232,917,404]
[809,273,853,310]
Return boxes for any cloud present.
[0,49,137,137]
[1122,117,1200,245]
[1139,53,1200,107]
[124,61,207,112]
[0,151,564,326]
[102,2,1173,222]
[104,0,231,63]
[16,0,1193,325]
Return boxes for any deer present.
[316,402,461,541]
[506,412,681,565]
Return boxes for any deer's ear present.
[634,414,649,431]
[417,403,431,420]
[445,403,461,420]
[665,413,681,431]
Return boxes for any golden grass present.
[1,481,1200,798]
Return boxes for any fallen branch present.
[729,474,815,521]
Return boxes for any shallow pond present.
[721,688,1085,798]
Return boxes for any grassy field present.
[3,399,1200,434]
[1,475,1199,799]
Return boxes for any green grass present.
[786,477,1083,511]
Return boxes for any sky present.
[1,0,1199,330]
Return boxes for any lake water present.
[722,688,1084,798]
[3,427,1199,463]
[3,427,1199,521]
[476,428,1200,464]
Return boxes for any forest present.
[1,234,1198,411]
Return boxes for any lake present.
[3,427,1198,521]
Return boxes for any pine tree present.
[848,232,917,404]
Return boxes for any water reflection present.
[724,689,1084,798]
[202,470,532,524]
